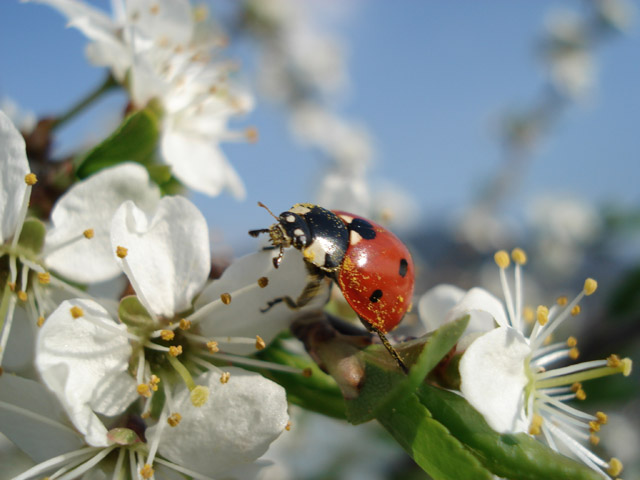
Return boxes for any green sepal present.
[417,384,603,480]
[255,339,346,420]
[377,392,493,480]
[17,218,47,254]
[118,295,154,331]
[75,108,159,179]
[345,315,469,425]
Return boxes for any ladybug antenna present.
[257,201,280,221]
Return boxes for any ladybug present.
[249,202,414,372]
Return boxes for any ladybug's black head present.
[248,202,311,268]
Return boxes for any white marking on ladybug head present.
[285,214,296,223]
[349,230,363,245]
[291,204,312,215]
[294,228,304,236]
[303,238,330,268]
[339,214,354,224]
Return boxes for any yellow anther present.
[149,3,159,15]
[622,358,632,376]
[590,433,600,446]
[149,375,160,391]
[255,335,266,350]
[141,411,151,419]
[220,293,232,305]
[140,464,154,479]
[567,336,578,347]
[494,250,510,269]
[168,412,182,427]
[571,382,582,392]
[596,412,608,425]
[569,347,580,360]
[589,420,601,432]
[137,383,151,398]
[17,291,27,302]
[575,388,587,401]
[190,385,209,407]
[285,420,292,431]
[511,248,527,265]
[193,4,208,22]
[571,305,581,316]
[169,345,183,357]
[116,246,128,258]
[37,316,45,327]
[160,330,175,341]
[302,368,313,378]
[25,173,37,185]
[607,458,623,477]
[83,229,94,239]
[8,282,15,292]
[584,278,598,296]
[543,335,553,345]
[179,318,191,330]
[70,306,84,318]
[607,354,622,368]
[245,127,259,143]
[536,305,549,326]
[206,340,219,353]
[556,296,568,306]
[38,272,51,284]
[220,372,230,384]
[529,414,543,435]
[523,306,534,324]
[258,276,269,288]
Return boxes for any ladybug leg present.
[364,322,408,374]
[260,272,327,313]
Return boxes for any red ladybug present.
[249,202,414,372]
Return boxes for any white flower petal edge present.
[44,163,161,283]
[0,375,85,462]
[111,196,210,318]
[418,284,465,332]
[147,367,289,477]
[444,287,509,330]
[0,110,29,243]
[459,326,530,433]
[35,299,136,446]
[195,249,329,354]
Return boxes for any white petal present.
[0,110,29,243]
[0,375,85,462]
[195,249,330,353]
[45,163,161,283]
[160,128,245,198]
[445,287,509,330]
[124,0,193,47]
[148,368,289,476]
[111,196,210,317]
[459,327,531,433]
[418,284,465,331]
[35,299,136,446]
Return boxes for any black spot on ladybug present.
[399,259,408,278]
[369,289,383,303]
[350,218,376,240]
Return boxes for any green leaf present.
[255,339,346,419]
[17,218,46,254]
[118,295,154,331]
[75,108,160,179]
[377,392,493,480]
[417,384,603,480]
[345,315,469,425]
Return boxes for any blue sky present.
[1,0,639,252]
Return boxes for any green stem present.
[51,74,119,131]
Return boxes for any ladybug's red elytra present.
[249,202,415,372]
